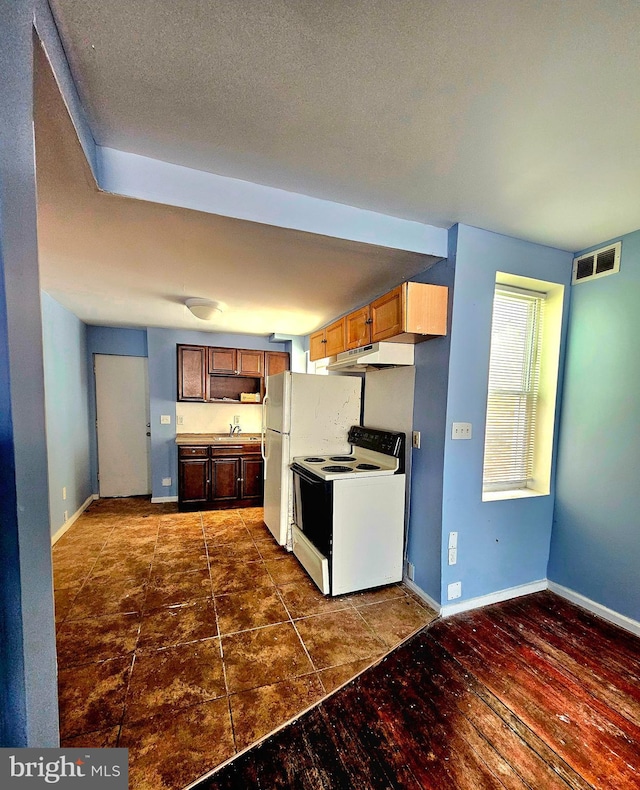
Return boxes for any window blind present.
[483,287,545,491]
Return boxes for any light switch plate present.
[412,431,421,449]
[452,422,472,440]
[162,477,171,487]
[160,415,171,425]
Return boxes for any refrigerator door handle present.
[261,395,269,462]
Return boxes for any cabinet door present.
[237,349,264,376]
[177,345,207,401]
[346,305,372,350]
[211,457,241,502]
[179,457,210,504]
[209,347,237,374]
[240,457,264,501]
[371,285,405,342]
[264,351,290,378]
[325,317,347,357]
[405,282,448,337]
[309,329,327,362]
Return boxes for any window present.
[482,274,564,501]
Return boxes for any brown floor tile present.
[254,537,289,561]
[317,658,378,694]
[230,674,325,751]
[56,612,141,667]
[210,558,273,596]
[120,697,234,790]
[202,511,245,528]
[62,725,120,748]
[137,599,218,650]
[294,610,386,670]
[157,512,201,527]
[65,577,147,620]
[204,522,253,545]
[222,622,314,693]
[278,577,352,619]
[125,639,225,723]
[150,550,209,577]
[154,537,206,556]
[54,585,81,623]
[53,560,94,589]
[207,541,262,563]
[347,583,409,607]
[88,553,153,584]
[58,656,132,739]
[216,587,289,635]
[243,520,271,539]
[357,596,437,647]
[144,569,211,611]
[265,555,310,587]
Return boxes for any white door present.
[95,354,151,498]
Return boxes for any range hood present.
[327,342,415,370]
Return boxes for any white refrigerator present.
[261,372,362,546]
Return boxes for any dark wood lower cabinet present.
[178,445,263,511]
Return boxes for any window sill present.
[482,488,548,502]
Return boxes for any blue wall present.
[0,0,59,747]
[147,328,287,499]
[41,294,92,535]
[549,230,640,622]
[439,225,572,604]
[86,326,148,492]
[406,232,456,602]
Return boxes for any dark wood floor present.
[193,591,640,789]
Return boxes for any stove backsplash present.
[175,402,263,434]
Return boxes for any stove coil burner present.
[329,455,356,462]
[321,465,352,473]
[304,457,326,463]
[356,463,381,470]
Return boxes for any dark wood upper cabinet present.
[177,345,207,400]
[209,347,237,374]
[264,351,290,378]
[178,344,290,402]
[237,349,264,376]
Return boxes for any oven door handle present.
[291,464,325,485]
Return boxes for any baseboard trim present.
[151,496,179,504]
[402,577,441,614]
[548,581,640,638]
[440,579,548,618]
[51,494,98,545]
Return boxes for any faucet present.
[229,424,241,435]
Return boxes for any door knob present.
[146,431,151,436]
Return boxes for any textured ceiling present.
[35,43,435,335]
[49,0,640,252]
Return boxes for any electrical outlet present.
[448,581,462,600]
[452,422,472,440]
[176,415,184,426]
[162,477,171,487]
[160,415,171,425]
[448,547,457,565]
[448,531,458,549]
[406,561,415,581]
[62,486,67,500]
[412,431,421,449]
[63,510,69,523]
[233,415,241,425]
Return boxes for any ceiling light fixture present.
[185,297,225,321]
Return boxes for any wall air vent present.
[572,241,621,285]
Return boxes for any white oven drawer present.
[292,525,330,595]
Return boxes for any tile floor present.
[53,497,437,790]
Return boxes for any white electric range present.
[290,426,406,595]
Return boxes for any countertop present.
[175,432,262,446]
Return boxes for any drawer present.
[179,446,209,458]
[210,445,243,456]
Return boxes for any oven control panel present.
[347,426,405,459]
